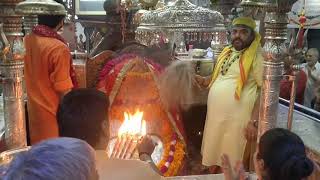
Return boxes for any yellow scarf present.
[209,32,261,100]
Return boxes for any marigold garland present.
[157,133,185,176]
[105,60,186,176]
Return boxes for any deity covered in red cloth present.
[97,51,186,176]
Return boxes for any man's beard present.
[232,38,253,51]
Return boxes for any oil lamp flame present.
[118,110,147,137]
[111,110,147,159]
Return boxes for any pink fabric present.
[98,53,163,82]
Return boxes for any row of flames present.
[111,110,147,159]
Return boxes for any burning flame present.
[118,110,147,137]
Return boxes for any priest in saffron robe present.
[24,0,77,144]
[196,17,263,170]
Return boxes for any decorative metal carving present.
[15,0,67,15]
[135,0,227,55]
[16,0,67,34]
[212,0,241,23]
[240,0,277,8]
[139,0,223,30]
[139,0,159,9]
[288,0,320,29]
[0,0,27,149]
[240,0,298,138]
[189,0,211,8]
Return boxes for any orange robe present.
[24,33,73,144]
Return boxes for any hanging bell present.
[15,0,66,15]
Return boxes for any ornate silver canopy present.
[135,0,227,54]
[15,0,67,15]
[139,0,223,30]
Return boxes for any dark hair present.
[258,128,314,180]
[57,88,109,148]
[38,0,66,29]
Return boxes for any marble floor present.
[277,104,320,154]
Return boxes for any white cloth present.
[95,150,161,180]
[302,62,320,107]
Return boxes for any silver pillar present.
[240,0,297,138]
[0,0,27,149]
[258,11,288,137]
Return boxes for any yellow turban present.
[232,17,256,30]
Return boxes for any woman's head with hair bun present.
[280,155,314,180]
[256,128,314,180]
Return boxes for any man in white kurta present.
[197,17,263,168]
[302,48,320,108]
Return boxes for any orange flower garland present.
[157,133,185,176]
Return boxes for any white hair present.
[3,137,97,180]
[159,60,197,110]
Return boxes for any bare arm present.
[245,90,260,141]
[251,90,261,122]
[50,47,73,98]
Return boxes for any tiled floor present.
[277,104,320,153]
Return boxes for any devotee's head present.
[254,128,314,180]
[305,48,319,67]
[57,88,109,149]
[38,0,66,31]
[3,137,98,180]
[231,17,256,51]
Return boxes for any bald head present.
[307,48,319,58]
[306,48,319,67]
